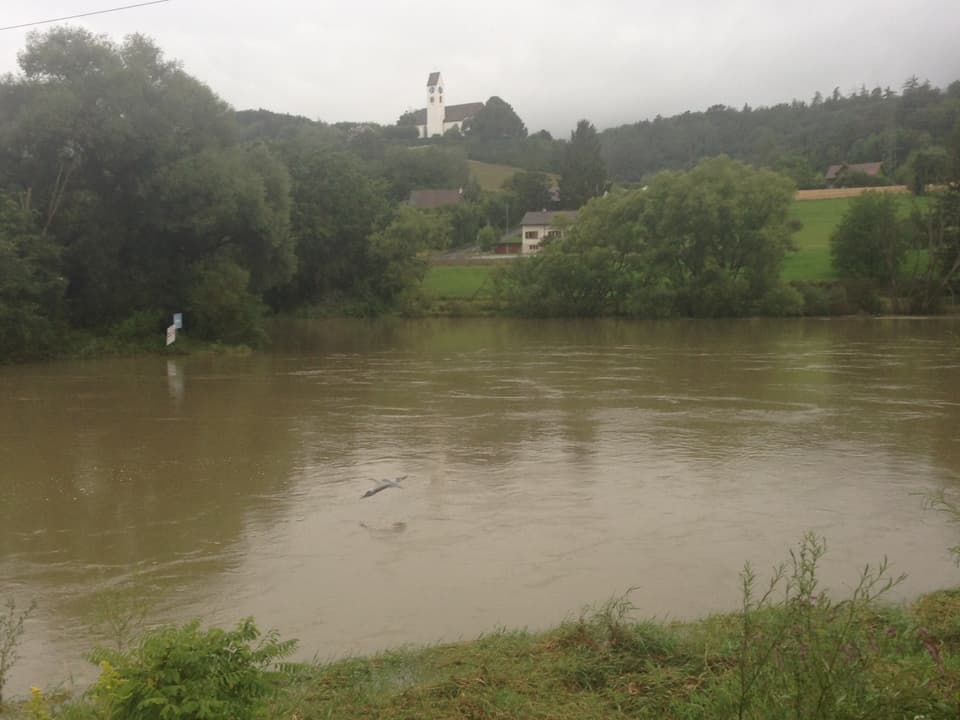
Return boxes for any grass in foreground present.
[10,536,960,719]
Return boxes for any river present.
[1,317,959,696]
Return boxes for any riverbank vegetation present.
[1,27,959,363]
[4,535,960,719]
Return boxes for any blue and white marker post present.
[166,313,183,346]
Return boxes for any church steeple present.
[426,71,445,137]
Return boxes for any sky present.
[2,0,960,136]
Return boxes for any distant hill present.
[599,78,960,184]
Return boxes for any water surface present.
[2,317,959,695]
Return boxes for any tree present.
[830,192,909,306]
[498,156,797,318]
[0,27,237,327]
[902,146,951,194]
[272,143,390,307]
[364,206,451,307]
[465,96,526,141]
[477,224,499,253]
[502,171,554,212]
[0,192,65,360]
[559,120,607,209]
[640,156,796,315]
[380,146,469,201]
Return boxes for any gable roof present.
[427,72,441,87]
[825,161,883,180]
[520,210,578,226]
[444,102,484,123]
[408,102,484,127]
[408,188,463,209]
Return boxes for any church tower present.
[426,71,445,137]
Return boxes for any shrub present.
[90,618,296,720]
[756,284,804,316]
[793,282,831,315]
[0,598,37,705]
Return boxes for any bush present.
[756,284,804,316]
[0,598,37,705]
[793,282,831,315]
[90,618,296,720]
[185,260,268,347]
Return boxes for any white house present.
[411,72,484,138]
[519,210,578,254]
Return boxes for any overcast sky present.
[2,0,960,136]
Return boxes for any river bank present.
[9,575,960,719]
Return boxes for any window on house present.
[524,230,539,239]
[528,243,539,251]
[429,97,434,104]
[546,230,561,240]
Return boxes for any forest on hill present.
[598,79,960,186]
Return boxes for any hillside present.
[468,159,559,192]
[599,79,960,184]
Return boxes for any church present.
[411,72,484,138]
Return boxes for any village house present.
[519,210,578,254]
[824,161,884,187]
[410,72,484,138]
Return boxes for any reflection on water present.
[1,317,959,695]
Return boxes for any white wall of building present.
[426,73,445,137]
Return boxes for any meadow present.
[423,196,855,300]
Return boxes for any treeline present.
[600,79,960,187]
[495,150,960,319]
[0,28,522,361]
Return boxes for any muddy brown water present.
[2,317,959,696]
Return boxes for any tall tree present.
[465,96,527,141]
[830,192,908,305]
[0,192,65,359]
[502,171,554,212]
[559,120,607,209]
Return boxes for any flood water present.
[2,317,960,695]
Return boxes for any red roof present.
[408,189,463,209]
[825,162,883,180]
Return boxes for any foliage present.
[601,78,960,183]
[464,96,527,141]
[501,170,554,213]
[88,618,296,720]
[476,225,499,253]
[271,145,390,308]
[380,146,469,202]
[362,206,451,309]
[0,193,65,361]
[772,155,824,189]
[830,192,910,307]
[642,156,797,315]
[0,598,37,705]
[559,120,607,209]
[184,260,268,347]
[902,146,952,194]
[735,533,907,719]
[498,156,797,318]
[906,127,960,311]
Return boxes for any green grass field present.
[423,197,872,297]
[781,197,850,281]
[467,159,559,192]
[421,265,495,299]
